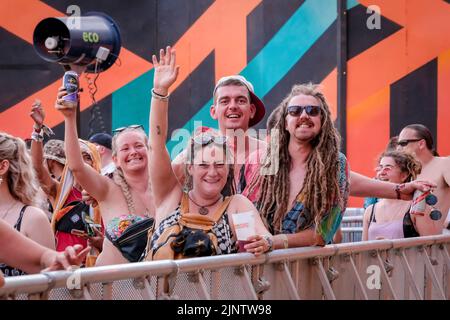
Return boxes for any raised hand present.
[152,46,179,95]
[30,99,45,127]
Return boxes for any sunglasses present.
[287,105,321,117]
[397,138,422,147]
[192,134,228,146]
[112,124,144,135]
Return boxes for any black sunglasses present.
[112,124,144,135]
[287,105,321,117]
[193,134,228,146]
[397,138,422,147]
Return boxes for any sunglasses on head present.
[112,124,144,135]
[287,105,321,117]
[397,138,422,147]
[193,134,228,146]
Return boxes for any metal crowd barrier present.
[1,234,449,300]
[341,208,364,242]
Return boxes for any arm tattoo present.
[156,125,161,135]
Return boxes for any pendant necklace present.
[188,192,222,215]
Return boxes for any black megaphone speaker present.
[33,12,121,73]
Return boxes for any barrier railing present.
[341,208,364,242]
[1,234,449,300]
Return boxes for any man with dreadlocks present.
[244,84,436,248]
[246,83,348,246]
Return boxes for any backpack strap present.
[179,193,233,231]
[210,196,232,223]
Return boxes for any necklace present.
[187,192,222,215]
[0,201,18,220]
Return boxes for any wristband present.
[280,234,289,249]
[151,88,170,101]
[263,235,273,252]
[31,130,44,142]
[395,183,405,199]
[33,123,43,133]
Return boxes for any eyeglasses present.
[112,125,144,135]
[397,138,422,147]
[193,134,228,146]
[287,105,321,117]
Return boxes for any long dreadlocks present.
[248,83,342,234]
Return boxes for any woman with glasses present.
[147,47,273,258]
[55,90,155,266]
[362,150,439,240]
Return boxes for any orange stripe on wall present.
[347,87,390,207]
[0,0,61,43]
[321,69,337,120]
[170,0,261,89]
[348,0,450,109]
[0,49,152,138]
[438,49,450,156]
[0,0,261,138]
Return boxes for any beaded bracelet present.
[151,88,170,101]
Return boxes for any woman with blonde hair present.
[55,91,155,266]
[362,150,439,240]
[0,132,55,277]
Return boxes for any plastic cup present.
[233,211,256,252]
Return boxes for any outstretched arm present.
[55,87,110,201]
[0,220,88,274]
[350,171,435,200]
[149,46,180,207]
[29,101,59,200]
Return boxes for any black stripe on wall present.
[247,0,305,63]
[390,59,438,140]
[167,51,215,136]
[52,94,113,140]
[0,27,62,110]
[255,21,338,130]
[347,4,402,60]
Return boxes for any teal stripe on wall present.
[113,0,360,155]
[112,69,154,133]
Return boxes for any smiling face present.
[284,94,322,143]
[210,85,256,132]
[112,131,148,173]
[377,156,408,184]
[188,144,229,198]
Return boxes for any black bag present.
[55,201,90,234]
[106,217,154,262]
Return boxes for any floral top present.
[106,214,147,240]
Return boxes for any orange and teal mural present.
[0,0,449,206]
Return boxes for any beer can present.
[62,71,79,106]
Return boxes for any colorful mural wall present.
[1,0,449,206]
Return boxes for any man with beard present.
[244,84,434,247]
